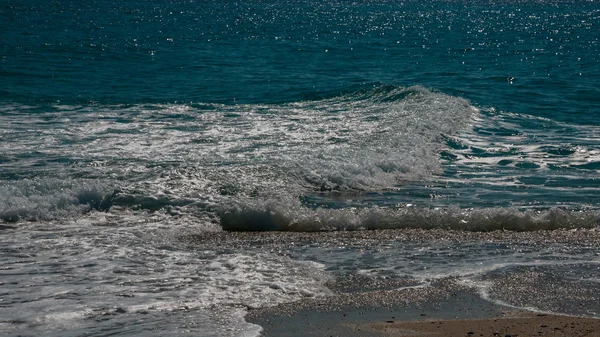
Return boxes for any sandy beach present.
[246,267,600,337]
[361,314,600,336]
[251,301,600,337]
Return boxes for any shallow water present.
[3,226,600,336]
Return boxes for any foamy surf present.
[2,86,600,232]
[1,86,478,224]
[0,217,331,337]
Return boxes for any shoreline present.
[246,278,600,337]
[184,227,600,249]
[183,227,600,337]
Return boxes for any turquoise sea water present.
[1,1,600,336]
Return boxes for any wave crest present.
[1,85,482,226]
[0,179,117,222]
[220,197,600,232]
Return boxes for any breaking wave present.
[2,85,598,231]
[0,179,117,222]
[219,196,600,232]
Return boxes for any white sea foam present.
[0,218,331,336]
[449,109,600,174]
[2,86,599,231]
[0,178,117,222]
[0,86,479,226]
[457,261,600,317]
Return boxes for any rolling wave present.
[1,85,598,231]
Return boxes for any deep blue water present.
[2,1,599,120]
[1,1,600,336]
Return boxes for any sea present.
[1,0,600,336]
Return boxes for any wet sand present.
[249,291,600,337]
[362,314,600,336]
[185,228,600,251]
[246,274,600,337]
[188,228,600,336]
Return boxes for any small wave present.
[219,196,600,232]
[0,179,117,222]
